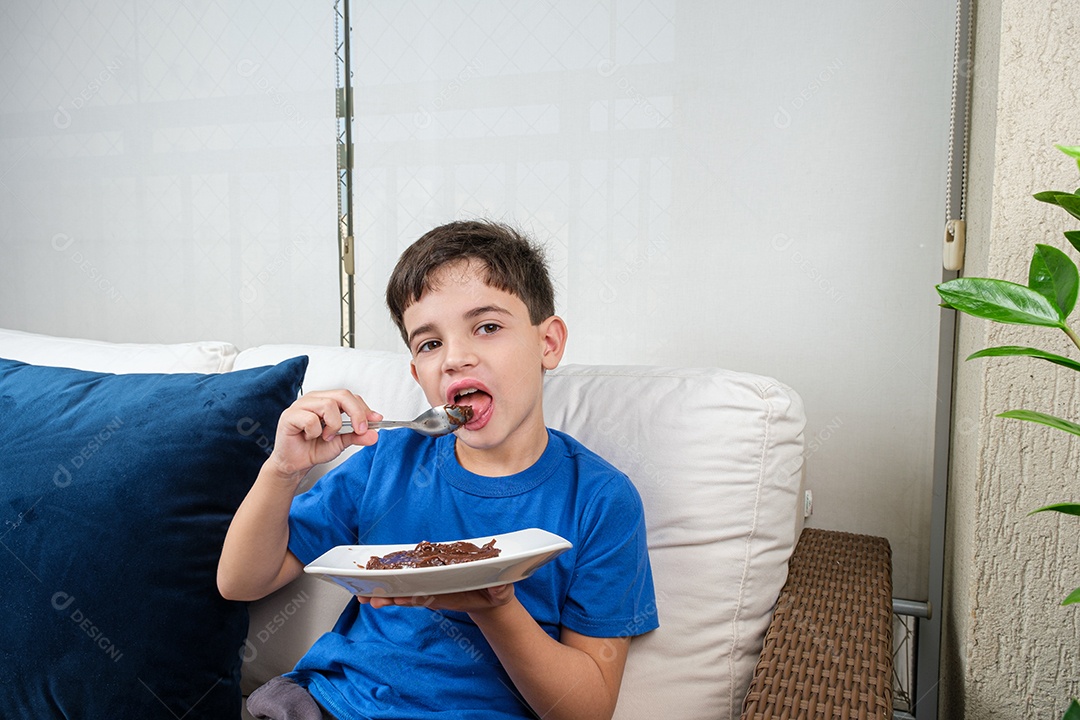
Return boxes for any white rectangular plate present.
[304,528,572,598]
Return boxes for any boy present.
[218,220,658,720]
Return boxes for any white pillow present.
[543,364,804,720]
[236,347,805,720]
[0,327,238,374]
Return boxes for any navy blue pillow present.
[0,355,307,718]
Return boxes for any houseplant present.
[936,144,1080,720]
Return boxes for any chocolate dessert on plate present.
[364,539,500,570]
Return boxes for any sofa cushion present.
[0,326,238,373]
[544,365,805,720]
[234,346,805,720]
[0,355,307,719]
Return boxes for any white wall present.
[344,0,955,600]
[0,1,339,348]
[945,0,1080,716]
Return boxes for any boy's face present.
[402,259,566,474]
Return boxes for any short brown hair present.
[385,220,556,344]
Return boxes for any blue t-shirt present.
[285,428,658,720]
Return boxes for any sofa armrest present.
[740,528,894,720]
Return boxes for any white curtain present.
[348,0,954,599]
[0,0,955,598]
[0,1,339,347]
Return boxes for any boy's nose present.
[441,337,478,372]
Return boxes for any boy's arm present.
[217,390,381,602]
[473,592,630,720]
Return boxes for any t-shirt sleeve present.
[559,470,659,639]
[287,451,371,565]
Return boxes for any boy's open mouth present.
[448,384,492,429]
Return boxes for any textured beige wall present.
[944,0,1080,716]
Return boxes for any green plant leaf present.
[1055,144,1080,160]
[1030,502,1080,517]
[1035,190,1073,205]
[1035,189,1080,220]
[1058,145,1080,176]
[998,409,1080,437]
[967,346,1080,372]
[1063,699,1080,720]
[937,278,1065,326]
[1058,194,1080,222]
[1030,244,1079,316]
[1063,588,1080,607]
[1064,231,1080,254]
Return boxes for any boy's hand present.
[357,584,515,614]
[268,390,382,481]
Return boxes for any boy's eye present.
[477,323,501,335]
[416,339,441,354]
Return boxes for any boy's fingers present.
[283,390,377,441]
[303,390,381,440]
[279,403,329,441]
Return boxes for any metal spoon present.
[337,404,473,437]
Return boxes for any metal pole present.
[915,0,974,715]
[335,0,356,348]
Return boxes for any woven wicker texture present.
[741,528,893,720]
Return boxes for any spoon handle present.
[338,419,414,434]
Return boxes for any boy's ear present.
[539,315,568,370]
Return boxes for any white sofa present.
[0,327,893,720]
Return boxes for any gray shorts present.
[246,676,336,720]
